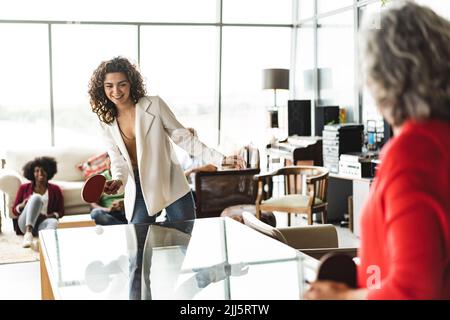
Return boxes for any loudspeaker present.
[315,106,340,136]
[288,100,311,136]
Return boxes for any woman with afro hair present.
[12,156,64,248]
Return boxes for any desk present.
[265,137,323,170]
[328,173,373,237]
[39,217,317,300]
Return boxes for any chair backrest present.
[194,168,260,218]
[243,211,339,250]
[277,224,338,249]
[293,139,323,166]
[242,211,288,244]
[271,166,329,202]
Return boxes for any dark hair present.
[360,0,450,126]
[88,56,147,124]
[22,157,58,182]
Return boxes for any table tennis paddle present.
[81,174,106,203]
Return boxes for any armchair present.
[194,168,260,219]
[242,211,357,260]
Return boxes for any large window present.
[7,0,442,151]
[52,24,137,147]
[221,27,291,151]
[0,1,293,150]
[0,24,51,149]
[140,26,218,147]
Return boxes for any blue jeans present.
[90,208,127,225]
[18,194,58,236]
[130,170,196,224]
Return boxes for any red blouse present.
[357,120,450,299]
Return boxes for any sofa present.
[0,146,106,223]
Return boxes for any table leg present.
[39,240,55,300]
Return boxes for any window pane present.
[221,27,291,150]
[415,0,450,19]
[317,10,355,119]
[140,26,218,147]
[359,4,384,127]
[0,24,51,149]
[52,25,137,147]
[317,0,353,14]
[0,0,216,23]
[294,22,315,100]
[299,0,315,20]
[223,0,292,24]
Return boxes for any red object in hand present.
[81,174,106,203]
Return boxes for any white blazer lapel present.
[136,98,155,164]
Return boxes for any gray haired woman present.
[305,1,450,300]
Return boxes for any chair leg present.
[307,212,313,225]
[287,213,291,226]
[256,205,261,220]
[322,209,328,224]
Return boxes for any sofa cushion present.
[76,152,110,179]
[53,180,85,208]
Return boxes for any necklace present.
[117,122,135,140]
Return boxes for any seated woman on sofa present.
[12,156,64,248]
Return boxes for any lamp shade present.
[262,68,289,90]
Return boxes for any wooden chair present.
[255,165,329,226]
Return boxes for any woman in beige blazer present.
[88,57,244,224]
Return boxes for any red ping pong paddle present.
[81,174,107,203]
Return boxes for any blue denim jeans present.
[90,208,127,225]
[130,169,196,224]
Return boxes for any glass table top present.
[39,217,314,300]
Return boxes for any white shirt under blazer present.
[99,96,224,222]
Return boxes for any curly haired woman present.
[305,0,450,300]
[12,157,64,248]
[88,57,244,225]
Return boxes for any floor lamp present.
[262,68,289,128]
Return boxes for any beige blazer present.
[99,96,224,221]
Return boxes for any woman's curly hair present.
[88,56,147,124]
[22,156,58,182]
